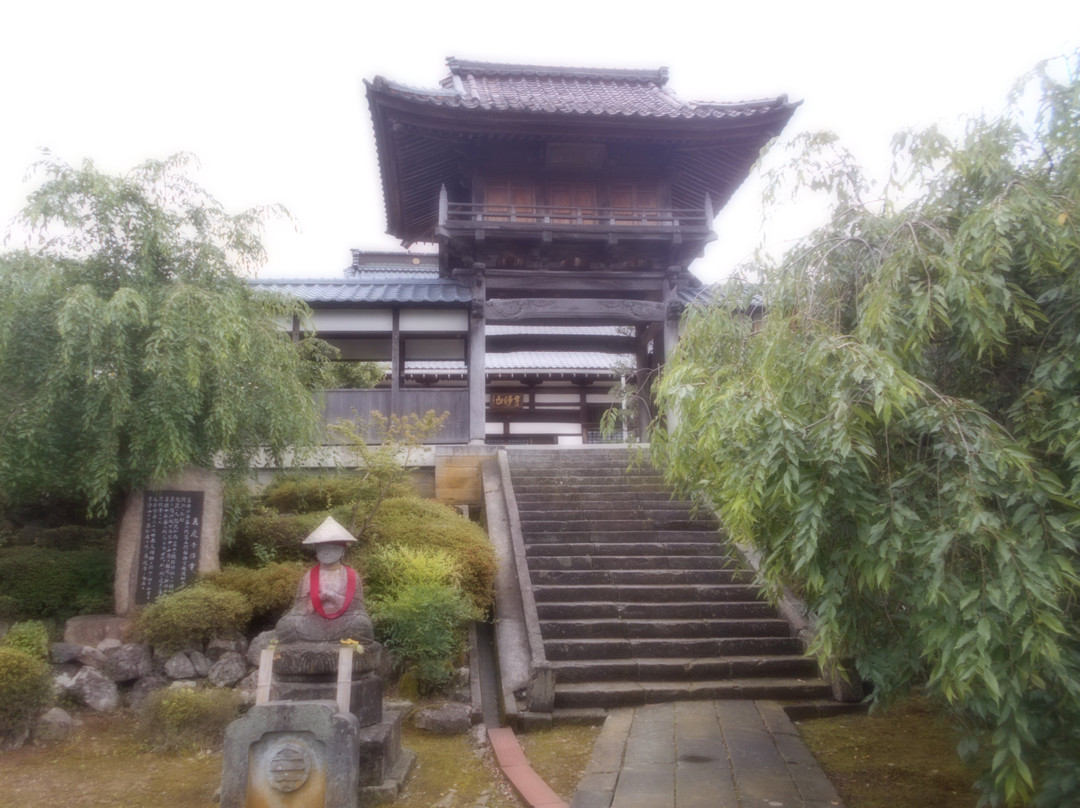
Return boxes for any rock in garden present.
[50,642,83,665]
[206,632,248,662]
[237,670,259,705]
[75,646,107,669]
[208,651,248,688]
[413,702,472,735]
[189,650,212,677]
[127,675,169,709]
[32,707,78,744]
[245,630,275,667]
[96,638,122,652]
[70,666,120,712]
[103,643,152,682]
[163,652,197,680]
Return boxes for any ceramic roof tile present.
[372,59,789,121]
[251,278,470,305]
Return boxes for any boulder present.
[69,666,121,712]
[163,652,196,680]
[245,630,275,667]
[207,651,248,688]
[236,670,259,705]
[32,707,78,744]
[189,650,211,677]
[103,643,152,683]
[63,615,131,647]
[50,642,83,665]
[75,646,107,670]
[96,638,122,652]
[127,675,169,709]
[412,702,472,735]
[206,632,248,662]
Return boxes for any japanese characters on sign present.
[491,392,524,410]
[135,490,204,605]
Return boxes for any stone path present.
[569,701,843,808]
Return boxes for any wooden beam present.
[468,272,487,444]
[487,297,666,324]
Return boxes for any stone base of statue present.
[273,641,385,728]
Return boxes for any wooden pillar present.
[662,269,682,432]
[390,309,401,416]
[468,269,487,444]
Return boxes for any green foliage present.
[0,547,113,621]
[652,55,1080,807]
[370,582,478,695]
[262,473,410,515]
[136,584,252,652]
[1,621,49,659]
[332,409,449,539]
[0,153,327,517]
[224,511,328,565]
[137,687,243,752]
[201,562,305,627]
[363,545,461,605]
[356,497,496,613]
[4,525,114,552]
[0,647,52,739]
[328,361,385,390]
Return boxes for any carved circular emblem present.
[267,741,312,793]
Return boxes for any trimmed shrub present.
[136,585,253,653]
[363,545,460,605]
[0,547,113,621]
[370,582,479,695]
[262,474,412,515]
[0,621,49,659]
[7,525,115,551]
[355,497,496,613]
[225,512,327,565]
[0,647,52,740]
[138,687,243,751]
[202,562,306,627]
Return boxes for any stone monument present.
[221,517,413,808]
[114,467,223,616]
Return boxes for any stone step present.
[552,678,833,709]
[511,483,673,495]
[529,568,751,586]
[513,492,695,505]
[535,600,776,621]
[538,618,792,640]
[525,541,725,557]
[543,636,804,661]
[515,504,702,520]
[526,554,731,570]
[549,655,820,683]
[532,583,762,603]
[523,529,718,544]
[519,518,715,534]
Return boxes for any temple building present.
[255,59,797,445]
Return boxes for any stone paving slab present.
[570,701,844,808]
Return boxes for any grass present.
[0,709,599,808]
[797,697,979,808]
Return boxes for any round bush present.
[355,497,496,613]
[1,621,49,659]
[363,545,460,605]
[370,582,479,696]
[0,647,52,740]
[136,585,253,653]
[138,687,243,751]
[0,547,113,621]
[202,562,306,627]
[262,473,412,515]
[225,512,327,565]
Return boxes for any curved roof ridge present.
[446,57,668,85]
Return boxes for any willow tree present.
[651,56,1080,807]
[0,154,327,517]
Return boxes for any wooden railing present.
[323,389,470,444]
[442,201,709,230]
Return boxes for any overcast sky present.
[1,0,1077,282]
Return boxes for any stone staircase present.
[505,446,831,713]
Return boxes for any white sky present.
[1,0,1077,282]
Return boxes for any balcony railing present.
[442,201,709,230]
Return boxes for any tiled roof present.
[251,278,470,305]
[486,352,633,371]
[486,325,630,337]
[371,58,790,121]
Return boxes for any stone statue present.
[275,518,375,645]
